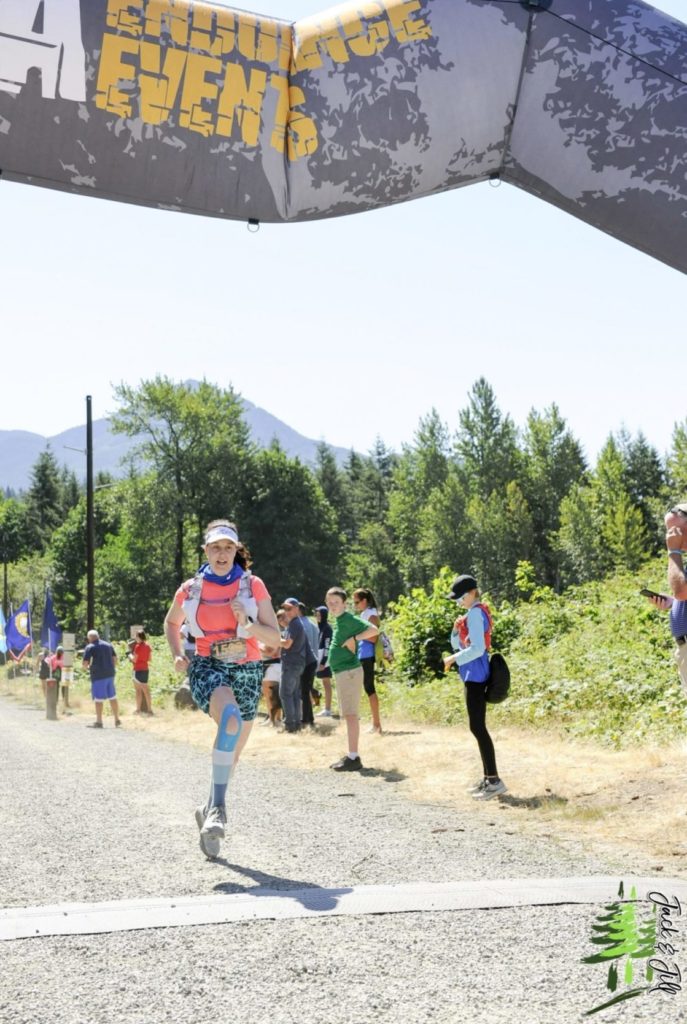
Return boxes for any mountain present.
[0,398,351,493]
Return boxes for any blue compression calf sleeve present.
[210,703,242,809]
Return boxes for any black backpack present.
[485,652,510,704]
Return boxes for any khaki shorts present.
[334,667,363,717]
[675,644,687,697]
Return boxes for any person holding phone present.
[643,502,687,698]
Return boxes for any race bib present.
[211,638,247,663]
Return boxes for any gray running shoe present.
[201,804,227,840]
[194,805,220,859]
[467,778,487,795]
[472,779,507,801]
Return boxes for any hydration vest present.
[455,602,493,650]
[181,570,258,640]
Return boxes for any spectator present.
[129,629,153,715]
[82,629,120,729]
[352,588,383,734]
[325,587,378,772]
[646,502,687,698]
[443,574,506,800]
[48,645,69,709]
[297,602,319,728]
[279,598,307,733]
[164,519,280,859]
[315,605,333,717]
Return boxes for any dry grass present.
[6,676,687,875]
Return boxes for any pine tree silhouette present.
[582,881,658,1015]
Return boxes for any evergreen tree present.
[344,522,403,610]
[24,447,63,552]
[465,481,534,600]
[59,466,82,516]
[341,450,368,542]
[666,419,687,497]
[241,445,340,607]
[521,405,587,587]
[617,429,665,552]
[0,498,29,616]
[414,409,450,496]
[356,438,396,525]
[454,378,520,500]
[556,483,604,585]
[416,470,472,584]
[594,437,649,569]
[387,410,451,589]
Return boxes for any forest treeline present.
[1,375,686,637]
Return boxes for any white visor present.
[205,526,239,546]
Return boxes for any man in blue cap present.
[279,598,307,732]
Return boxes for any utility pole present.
[86,396,95,630]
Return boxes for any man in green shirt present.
[325,587,379,772]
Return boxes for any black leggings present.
[464,682,497,777]
[360,656,376,696]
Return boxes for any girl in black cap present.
[444,575,506,801]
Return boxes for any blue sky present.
[0,0,685,469]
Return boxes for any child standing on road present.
[325,587,379,772]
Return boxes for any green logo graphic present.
[583,881,658,1015]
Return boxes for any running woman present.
[164,520,280,858]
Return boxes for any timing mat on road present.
[2,876,685,942]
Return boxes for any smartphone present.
[640,588,667,600]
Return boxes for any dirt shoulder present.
[6,673,685,876]
[83,696,687,878]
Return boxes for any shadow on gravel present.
[213,865,353,911]
[359,767,407,783]
[499,793,568,811]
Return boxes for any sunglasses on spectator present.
[669,508,687,518]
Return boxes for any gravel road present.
[0,697,684,1024]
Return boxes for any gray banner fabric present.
[1,1,686,272]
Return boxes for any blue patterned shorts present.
[189,657,265,719]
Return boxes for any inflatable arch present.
[1,0,686,273]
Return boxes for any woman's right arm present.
[164,599,188,673]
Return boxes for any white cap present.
[204,525,239,546]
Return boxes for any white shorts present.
[263,663,281,684]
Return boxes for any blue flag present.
[6,600,32,661]
[0,608,6,655]
[40,588,61,652]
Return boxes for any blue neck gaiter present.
[199,562,244,586]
